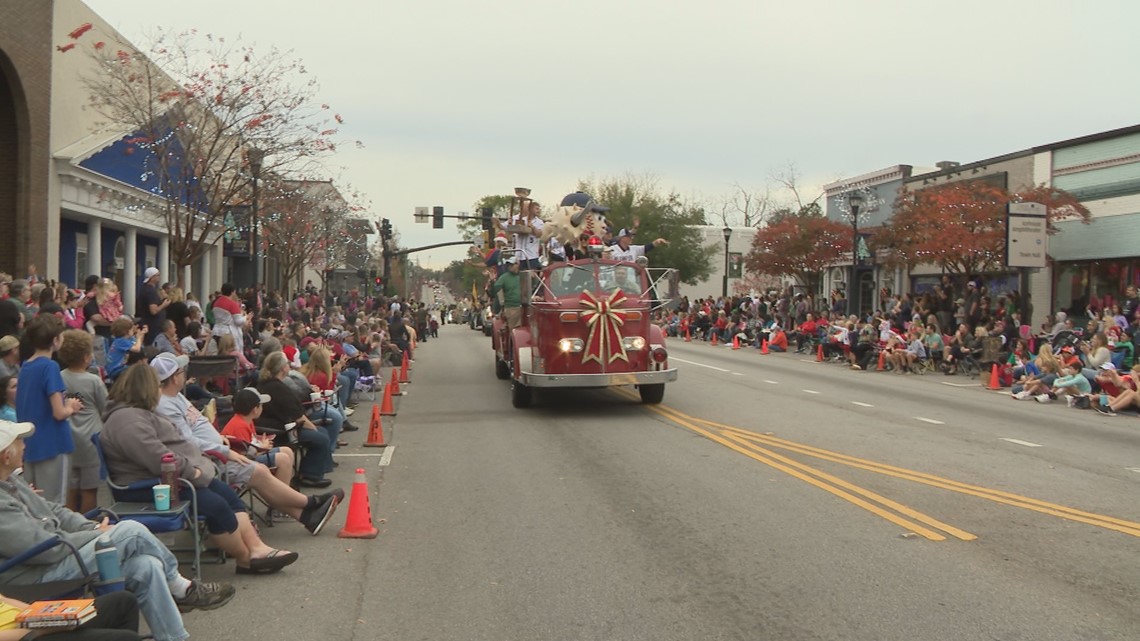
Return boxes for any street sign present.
[457,211,470,221]
[1006,202,1047,268]
[414,206,429,223]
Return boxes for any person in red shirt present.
[793,313,818,353]
[769,326,788,352]
[221,388,294,487]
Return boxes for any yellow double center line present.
[621,391,1140,541]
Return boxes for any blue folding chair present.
[0,535,108,602]
[90,434,209,579]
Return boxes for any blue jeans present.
[306,402,344,473]
[296,418,333,479]
[337,369,359,409]
[40,520,188,641]
[118,478,243,535]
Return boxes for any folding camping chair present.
[90,434,212,579]
[187,354,240,396]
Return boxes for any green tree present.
[456,194,520,243]
[577,177,714,285]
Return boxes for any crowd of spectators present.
[0,264,443,640]
[655,279,1140,415]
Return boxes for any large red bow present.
[579,290,628,365]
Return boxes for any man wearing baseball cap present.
[0,419,236,637]
[0,335,19,379]
[136,267,169,345]
[150,355,342,535]
[491,254,523,329]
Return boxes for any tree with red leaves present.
[69,27,355,287]
[744,203,851,293]
[872,180,1090,275]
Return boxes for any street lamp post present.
[248,147,265,291]
[848,192,864,318]
[722,226,733,299]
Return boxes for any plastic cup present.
[152,484,171,511]
[310,392,322,402]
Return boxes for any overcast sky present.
[85,0,1140,268]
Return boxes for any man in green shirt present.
[491,255,523,329]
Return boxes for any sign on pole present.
[414,207,429,223]
[1006,202,1047,268]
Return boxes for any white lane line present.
[379,445,396,467]
[915,417,945,425]
[940,381,982,388]
[763,380,779,385]
[671,356,731,373]
[1127,467,1140,474]
[802,389,820,395]
[851,401,875,408]
[731,372,744,376]
[1000,438,1042,448]
[799,359,820,364]
[334,453,385,457]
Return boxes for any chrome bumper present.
[518,368,678,388]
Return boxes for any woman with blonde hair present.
[165,286,190,338]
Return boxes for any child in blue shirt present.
[106,316,143,379]
[15,314,82,504]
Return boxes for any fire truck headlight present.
[622,336,646,351]
[558,338,584,353]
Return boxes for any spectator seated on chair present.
[257,353,334,489]
[151,355,341,536]
[820,322,849,361]
[890,328,926,374]
[0,420,234,641]
[792,314,818,353]
[99,363,299,575]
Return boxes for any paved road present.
[183,326,1140,641]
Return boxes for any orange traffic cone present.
[363,406,387,448]
[732,335,740,350]
[876,350,886,371]
[760,339,769,355]
[816,344,824,362]
[399,354,410,384]
[684,328,691,342]
[337,468,379,539]
[389,368,403,396]
[711,332,718,346]
[378,380,397,416]
[987,363,1001,390]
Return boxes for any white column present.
[213,245,225,296]
[87,220,102,280]
[124,229,138,314]
[158,236,170,285]
[198,246,212,303]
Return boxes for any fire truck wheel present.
[639,384,665,404]
[511,380,533,408]
[495,357,511,380]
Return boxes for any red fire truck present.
[492,254,679,408]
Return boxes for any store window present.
[76,233,88,288]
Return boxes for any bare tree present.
[770,162,823,212]
[718,182,773,227]
[70,28,351,286]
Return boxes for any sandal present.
[237,549,299,574]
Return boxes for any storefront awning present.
[1049,214,1140,261]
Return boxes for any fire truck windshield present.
[548,264,643,297]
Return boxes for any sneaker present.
[344,408,355,417]
[851,364,862,371]
[302,494,340,535]
[1034,394,1052,403]
[1065,395,1076,408]
[1012,390,1032,400]
[1094,405,1117,416]
[176,580,236,613]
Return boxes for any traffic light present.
[374,276,383,291]
[369,267,377,280]
[481,207,493,231]
[379,218,392,240]
[432,206,444,229]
